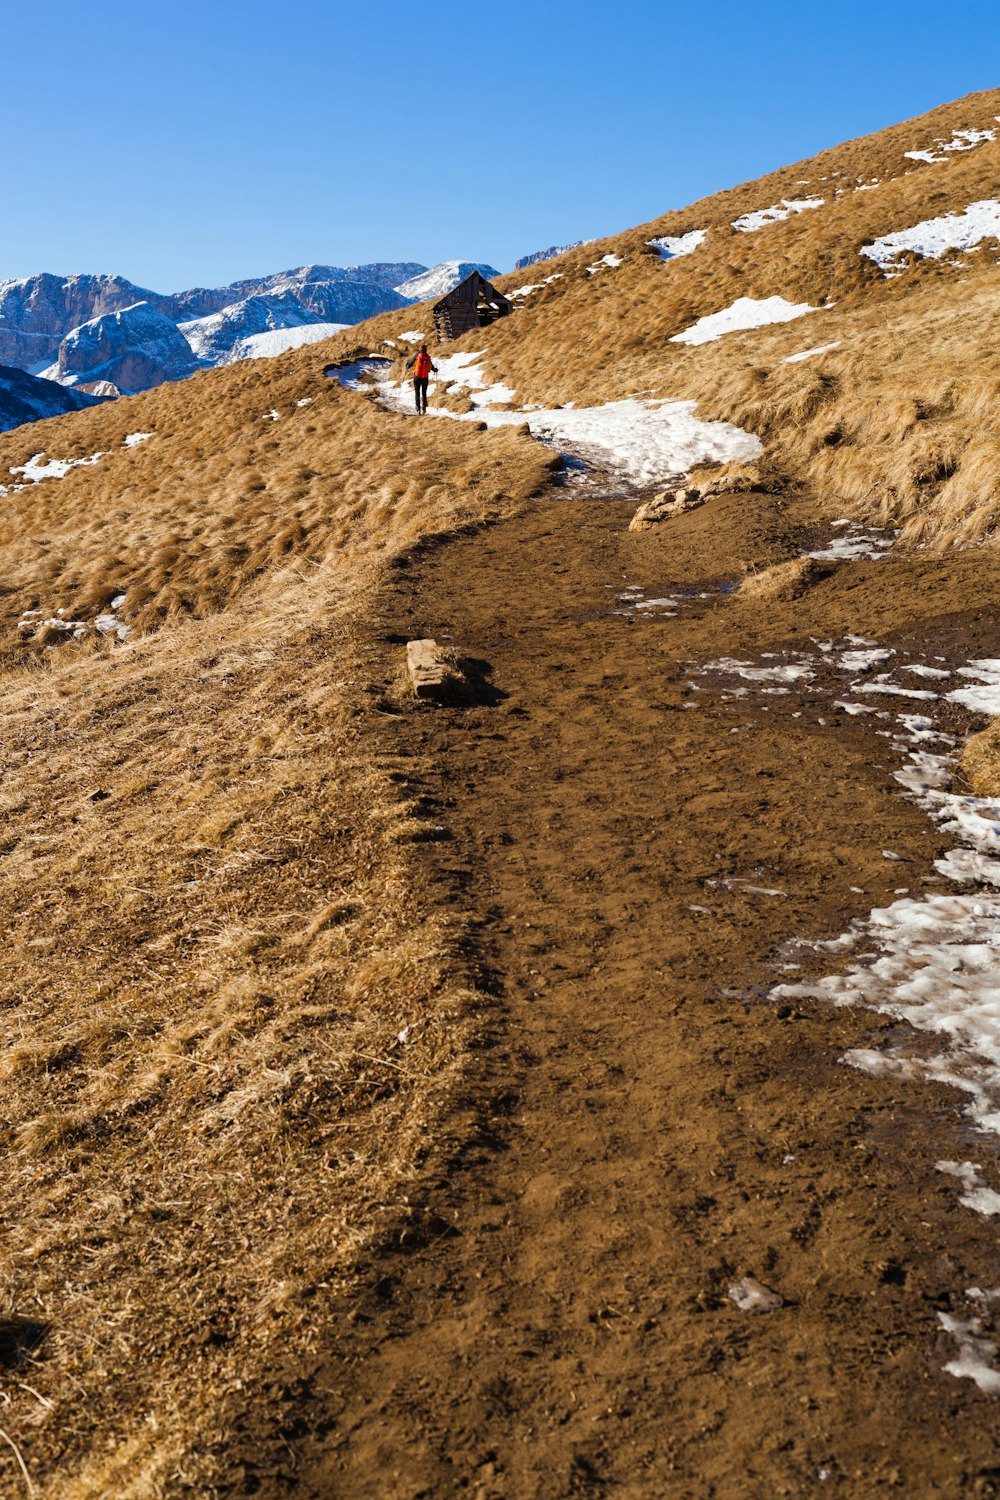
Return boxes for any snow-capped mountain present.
[0,272,169,370]
[0,362,101,433]
[44,302,200,394]
[513,242,587,269]
[180,294,346,366]
[394,262,502,302]
[165,264,421,324]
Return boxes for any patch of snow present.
[366,362,761,484]
[731,198,824,233]
[648,231,706,260]
[397,331,424,342]
[586,253,625,274]
[939,1309,1000,1395]
[807,526,896,562]
[947,660,1000,716]
[94,613,129,640]
[11,450,108,483]
[228,323,348,361]
[862,200,1000,274]
[671,296,822,346]
[783,342,842,363]
[509,275,562,299]
[703,656,814,684]
[938,1160,1000,1216]
[124,431,152,447]
[904,127,996,165]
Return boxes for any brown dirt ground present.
[221,486,1000,1497]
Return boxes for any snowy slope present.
[180,294,325,363]
[394,261,502,301]
[0,363,101,433]
[181,296,349,365]
[45,302,200,393]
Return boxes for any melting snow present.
[947,660,1000,716]
[124,431,153,447]
[862,200,1000,274]
[11,451,108,483]
[904,126,996,164]
[938,1161,1000,1217]
[806,525,896,562]
[939,1307,1000,1394]
[18,589,129,643]
[731,198,824,233]
[648,231,706,260]
[509,274,562,298]
[671,296,822,346]
[587,253,625,274]
[703,656,814,684]
[365,358,761,485]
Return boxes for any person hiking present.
[405,344,437,414]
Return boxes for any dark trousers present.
[413,376,429,413]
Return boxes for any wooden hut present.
[433,272,513,342]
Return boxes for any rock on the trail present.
[628,486,703,532]
[405,639,471,702]
[728,1275,784,1312]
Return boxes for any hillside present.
[3,87,1000,1497]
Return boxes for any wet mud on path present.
[292,491,1000,1498]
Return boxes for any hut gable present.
[433,272,513,342]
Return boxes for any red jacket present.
[414,352,432,379]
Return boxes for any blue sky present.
[5,0,997,290]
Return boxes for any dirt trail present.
[290,490,1000,1498]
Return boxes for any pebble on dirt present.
[728,1275,785,1312]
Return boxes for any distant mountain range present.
[513,242,588,269]
[0,248,583,427]
[0,259,506,407]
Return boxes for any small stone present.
[627,487,704,532]
[405,639,471,703]
[728,1274,784,1312]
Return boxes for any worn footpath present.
[282,488,1000,1498]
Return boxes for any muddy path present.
[289,490,1000,1498]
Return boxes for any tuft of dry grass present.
[960,719,1000,796]
[739,555,838,601]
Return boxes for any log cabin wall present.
[433,272,513,341]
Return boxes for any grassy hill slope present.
[1,86,999,1494]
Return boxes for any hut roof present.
[433,271,512,314]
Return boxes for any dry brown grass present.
[960,719,1000,796]
[0,350,550,1493]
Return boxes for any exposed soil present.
[275,489,1000,1497]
